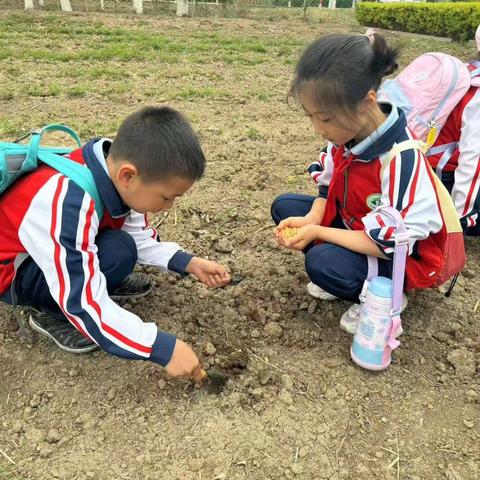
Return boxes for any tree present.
[60,0,73,11]
[25,0,34,9]
[133,0,143,13]
[176,0,188,16]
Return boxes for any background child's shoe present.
[340,294,408,335]
[110,272,153,301]
[29,308,98,354]
[307,282,337,301]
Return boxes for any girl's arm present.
[285,224,387,258]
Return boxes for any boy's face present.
[111,160,194,213]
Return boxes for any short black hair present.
[109,106,205,181]
[290,33,399,120]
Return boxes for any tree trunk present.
[60,0,73,11]
[100,0,104,9]
[133,0,143,13]
[38,0,44,6]
[25,0,34,9]
[176,0,188,17]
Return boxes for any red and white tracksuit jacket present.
[0,139,193,366]
[428,63,480,230]
[308,103,449,290]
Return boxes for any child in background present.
[271,33,455,332]
[0,106,230,381]
[427,34,480,234]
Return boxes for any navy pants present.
[271,193,393,302]
[1,230,137,318]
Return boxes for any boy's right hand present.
[165,339,203,381]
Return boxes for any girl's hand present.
[275,216,317,246]
[283,225,320,251]
[186,257,231,288]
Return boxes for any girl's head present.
[290,32,399,145]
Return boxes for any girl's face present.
[299,87,368,146]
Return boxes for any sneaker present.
[109,273,153,301]
[29,308,98,354]
[340,294,408,335]
[307,282,338,301]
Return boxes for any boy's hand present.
[186,257,231,288]
[165,339,204,381]
[282,225,320,251]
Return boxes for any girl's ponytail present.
[367,30,399,87]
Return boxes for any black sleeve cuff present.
[318,185,329,199]
[167,250,194,275]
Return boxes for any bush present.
[356,2,480,41]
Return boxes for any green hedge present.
[356,2,480,41]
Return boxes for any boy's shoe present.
[307,282,338,301]
[29,308,98,354]
[110,273,153,301]
[339,294,408,335]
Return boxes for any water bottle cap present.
[368,276,392,298]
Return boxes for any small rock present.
[324,388,338,401]
[106,388,116,402]
[299,302,308,310]
[381,417,388,423]
[47,428,61,444]
[375,451,383,459]
[463,419,475,429]
[157,379,167,390]
[250,388,264,401]
[279,373,294,390]
[263,322,283,339]
[307,300,317,315]
[29,394,41,408]
[291,463,303,475]
[465,389,478,403]
[251,329,261,338]
[447,348,476,378]
[462,268,475,279]
[38,444,54,458]
[298,446,309,459]
[12,421,23,434]
[258,368,271,385]
[214,238,234,254]
[25,427,44,444]
[279,390,293,406]
[203,342,216,356]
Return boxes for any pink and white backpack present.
[378,27,480,148]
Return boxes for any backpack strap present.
[26,125,103,219]
[26,124,82,163]
[37,150,104,219]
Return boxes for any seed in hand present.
[282,227,299,239]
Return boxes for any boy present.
[0,106,230,381]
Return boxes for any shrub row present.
[356,2,480,41]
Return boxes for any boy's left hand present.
[282,225,320,251]
[186,257,231,288]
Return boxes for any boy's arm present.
[451,89,480,229]
[18,175,176,366]
[121,211,193,275]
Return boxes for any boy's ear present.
[116,163,139,188]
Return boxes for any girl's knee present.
[271,193,293,224]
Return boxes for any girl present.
[271,33,454,333]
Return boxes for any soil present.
[0,10,479,480]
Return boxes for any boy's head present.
[108,106,205,214]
